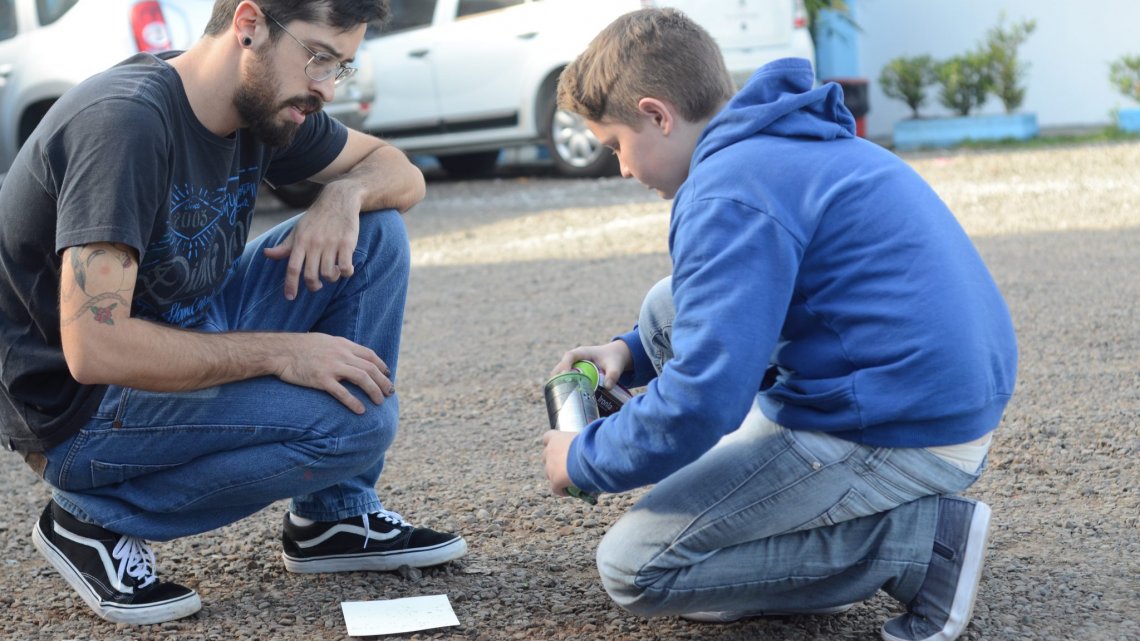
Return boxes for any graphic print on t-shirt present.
[134,167,261,327]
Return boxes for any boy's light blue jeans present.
[41,211,409,542]
[597,277,985,615]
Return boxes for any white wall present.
[855,0,1140,140]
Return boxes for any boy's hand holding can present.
[542,344,636,505]
[541,430,585,501]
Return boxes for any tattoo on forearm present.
[89,301,118,325]
[70,249,85,291]
[61,245,135,328]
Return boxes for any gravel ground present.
[1,141,1137,641]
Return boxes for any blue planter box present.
[893,113,1039,151]
[1117,108,1140,133]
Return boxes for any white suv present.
[0,0,375,206]
[363,0,814,177]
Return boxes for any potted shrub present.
[1109,54,1140,132]
[879,55,936,118]
[935,52,992,116]
[985,17,1037,114]
[889,16,1038,151]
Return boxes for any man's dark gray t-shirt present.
[0,52,348,453]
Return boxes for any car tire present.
[437,151,501,178]
[544,99,618,178]
[269,181,324,209]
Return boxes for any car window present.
[370,0,437,37]
[456,0,524,19]
[36,0,78,26]
[0,0,16,40]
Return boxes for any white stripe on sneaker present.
[53,522,135,594]
[292,522,402,549]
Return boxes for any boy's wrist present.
[615,331,653,387]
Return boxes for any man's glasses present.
[264,13,357,85]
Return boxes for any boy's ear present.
[637,97,674,135]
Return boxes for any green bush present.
[878,15,1037,118]
[936,52,992,116]
[984,17,1037,113]
[879,55,936,118]
[1109,54,1140,103]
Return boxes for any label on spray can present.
[571,360,634,417]
[544,371,599,432]
[543,371,600,505]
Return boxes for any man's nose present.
[310,76,335,104]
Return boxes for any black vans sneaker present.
[281,510,467,573]
[31,500,201,624]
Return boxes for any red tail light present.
[793,0,808,29]
[131,1,172,53]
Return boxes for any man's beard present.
[233,49,323,148]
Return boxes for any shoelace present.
[111,535,158,590]
[359,509,411,550]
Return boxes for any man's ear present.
[233,0,262,48]
[637,97,675,135]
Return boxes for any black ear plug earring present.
[242,36,252,46]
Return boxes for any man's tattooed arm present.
[60,243,137,328]
[55,241,385,404]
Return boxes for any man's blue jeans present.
[41,211,409,542]
[596,277,985,615]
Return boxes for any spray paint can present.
[543,370,599,505]
[571,360,634,417]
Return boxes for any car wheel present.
[544,99,618,178]
[269,181,324,209]
[437,151,501,178]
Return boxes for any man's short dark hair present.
[204,0,389,38]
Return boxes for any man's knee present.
[308,397,398,471]
[358,209,410,267]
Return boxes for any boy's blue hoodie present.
[567,58,1018,495]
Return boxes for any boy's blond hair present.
[557,8,735,128]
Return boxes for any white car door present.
[361,0,444,136]
[0,0,33,170]
[663,0,797,51]
[0,0,24,75]
[429,0,536,128]
[653,0,813,86]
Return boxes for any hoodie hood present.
[693,58,855,165]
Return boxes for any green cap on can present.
[571,360,600,389]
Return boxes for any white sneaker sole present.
[682,603,855,623]
[282,535,468,573]
[32,519,202,625]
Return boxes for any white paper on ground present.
[341,595,459,637]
